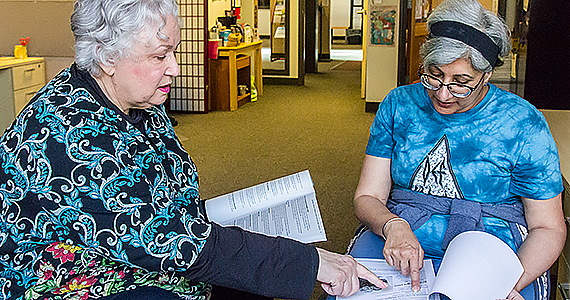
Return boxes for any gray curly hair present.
[420,0,511,73]
[71,0,180,77]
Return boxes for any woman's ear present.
[483,71,493,84]
[99,62,115,77]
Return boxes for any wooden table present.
[217,41,263,111]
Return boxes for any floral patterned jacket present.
[0,65,212,300]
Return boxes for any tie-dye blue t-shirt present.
[366,82,563,258]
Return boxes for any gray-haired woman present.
[0,0,386,299]
[346,0,565,299]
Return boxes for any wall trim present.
[365,101,380,113]
[264,77,303,85]
[319,53,331,62]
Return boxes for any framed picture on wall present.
[368,5,397,46]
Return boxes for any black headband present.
[429,20,501,67]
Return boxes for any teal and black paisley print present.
[0,65,212,300]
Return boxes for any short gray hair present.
[420,0,511,72]
[71,0,180,77]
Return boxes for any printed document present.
[343,258,437,300]
[205,170,327,243]
[343,231,523,300]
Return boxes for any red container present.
[233,7,241,19]
[208,40,220,59]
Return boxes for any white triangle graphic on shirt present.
[409,135,463,199]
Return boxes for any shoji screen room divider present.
[170,0,209,112]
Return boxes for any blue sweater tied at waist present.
[386,189,527,250]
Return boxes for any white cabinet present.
[0,57,45,135]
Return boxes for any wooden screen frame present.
[169,0,209,113]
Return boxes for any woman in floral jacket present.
[0,0,386,299]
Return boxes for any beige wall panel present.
[0,1,75,58]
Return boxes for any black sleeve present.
[185,222,319,300]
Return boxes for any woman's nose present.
[166,53,180,77]
[436,85,454,101]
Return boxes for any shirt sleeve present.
[365,90,397,159]
[510,109,563,200]
[1,69,318,300]
[186,222,319,300]
[0,86,211,274]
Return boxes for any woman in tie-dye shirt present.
[347,0,565,300]
[0,0,386,299]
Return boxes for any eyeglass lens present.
[420,74,473,98]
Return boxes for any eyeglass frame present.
[418,69,486,98]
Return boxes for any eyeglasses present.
[418,71,485,98]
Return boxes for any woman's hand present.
[316,248,388,297]
[353,156,424,292]
[498,289,525,300]
[382,219,424,292]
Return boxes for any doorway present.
[258,0,289,74]
[327,0,363,73]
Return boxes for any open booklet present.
[344,231,524,300]
[204,170,327,243]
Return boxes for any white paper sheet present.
[205,170,326,243]
[340,259,438,300]
[429,231,524,300]
[339,231,523,300]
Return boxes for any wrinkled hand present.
[382,220,424,292]
[316,248,388,297]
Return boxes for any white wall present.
[365,0,400,103]
[208,0,258,29]
[330,0,351,28]
[504,0,516,31]
[258,8,271,36]
[208,0,231,29]
[240,0,256,26]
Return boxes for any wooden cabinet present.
[209,54,251,111]
[0,57,46,134]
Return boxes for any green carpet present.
[171,60,376,299]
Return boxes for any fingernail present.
[413,286,420,292]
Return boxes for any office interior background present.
[0,0,569,298]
